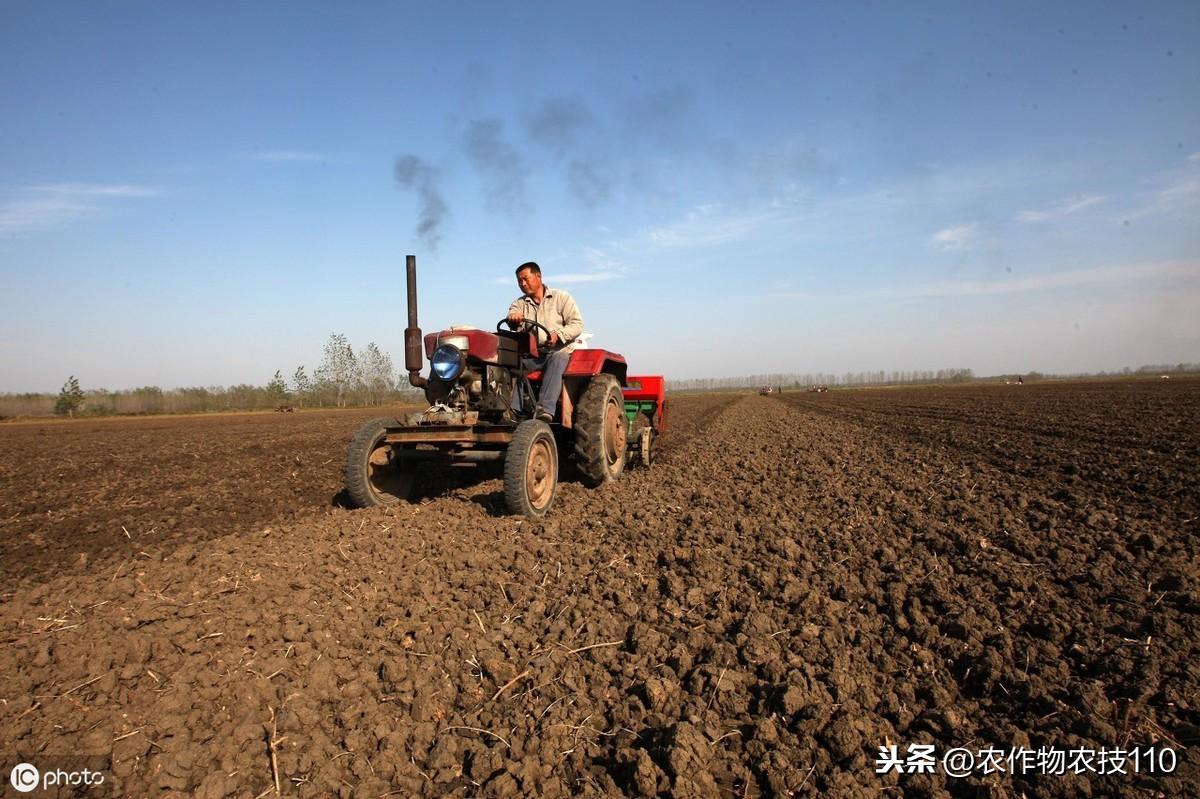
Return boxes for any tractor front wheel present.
[504,420,558,517]
[574,374,628,486]
[345,418,416,508]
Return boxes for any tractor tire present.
[345,417,415,508]
[573,373,628,487]
[504,420,558,517]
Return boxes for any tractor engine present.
[423,329,516,413]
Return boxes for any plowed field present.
[1,380,1197,798]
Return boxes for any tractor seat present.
[525,369,544,382]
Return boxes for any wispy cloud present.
[0,183,159,234]
[249,150,324,162]
[0,196,90,233]
[579,247,625,272]
[1126,175,1200,221]
[26,183,159,198]
[930,222,980,251]
[1124,153,1200,220]
[643,203,786,250]
[1016,193,1106,223]
[553,270,625,285]
[873,261,1197,299]
[1157,177,1200,204]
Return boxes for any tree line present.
[666,362,1200,393]
[5,354,1197,419]
[668,368,976,392]
[1,333,423,418]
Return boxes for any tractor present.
[344,256,666,517]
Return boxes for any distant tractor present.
[344,256,666,518]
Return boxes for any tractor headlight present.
[431,344,464,381]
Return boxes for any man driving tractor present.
[343,254,663,517]
[506,261,583,422]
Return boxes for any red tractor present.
[345,256,666,517]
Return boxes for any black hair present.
[516,261,541,276]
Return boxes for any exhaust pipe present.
[404,254,427,388]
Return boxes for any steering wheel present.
[495,318,565,351]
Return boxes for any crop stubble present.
[0,381,1196,797]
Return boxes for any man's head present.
[516,261,544,299]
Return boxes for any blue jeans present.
[511,348,571,416]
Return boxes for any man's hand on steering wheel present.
[497,317,563,349]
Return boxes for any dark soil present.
[0,409,408,582]
[1,382,1196,797]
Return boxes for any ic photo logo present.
[9,763,39,793]
[7,760,107,793]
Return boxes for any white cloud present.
[873,260,1197,299]
[1188,152,1200,163]
[0,183,159,234]
[930,223,980,251]
[1016,193,1106,223]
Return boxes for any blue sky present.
[2,1,1197,392]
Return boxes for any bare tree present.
[360,342,396,406]
[316,333,357,408]
[266,370,289,408]
[291,366,312,408]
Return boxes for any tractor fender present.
[564,349,627,384]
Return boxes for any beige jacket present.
[508,286,584,347]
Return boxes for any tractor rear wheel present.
[574,373,627,486]
[345,418,415,508]
[504,420,558,517]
